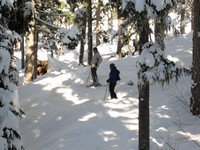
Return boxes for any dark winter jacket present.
[107,67,119,84]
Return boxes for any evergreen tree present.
[122,1,176,149]
[0,1,26,149]
[175,0,192,34]
[23,0,81,83]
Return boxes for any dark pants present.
[109,82,117,99]
[91,67,98,84]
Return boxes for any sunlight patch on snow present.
[104,102,132,109]
[123,121,138,131]
[74,78,83,83]
[34,74,71,91]
[156,127,168,132]
[156,113,170,119]
[56,116,62,121]
[33,129,40,138]
[151,137,164,147]
[56,87,90,105]
[160,105,169,110]
[99,130,119,142]
[103,98,138,131]
[107,109,136,119]
[31,103,38,107]
[78,113,97,121]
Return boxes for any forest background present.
[0,0,199,150]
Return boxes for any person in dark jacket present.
[106,63,119,99]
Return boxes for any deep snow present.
[16,31,200,150]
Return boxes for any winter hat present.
[110,63,115,68]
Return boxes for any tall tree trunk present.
[154,14,165,50]
[21,13,25,69]
[21,33,25,69]
[79,18,86,65]
[116,1,122,57]
[34,30,38,78]
[138,16,149,54]
[138,14,150,150]
[190,0,200,115]
[24,0,37,84]
[96,0,101,46]
[138,81,150,150]
[191,5,194,30]
[87,0,93,65]
[180,9,185,34]
[108,7,113,44]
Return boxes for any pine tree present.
[122,1,176,149]
[0,1,26,149]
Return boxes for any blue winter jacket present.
[108,67,118,84]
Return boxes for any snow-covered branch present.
[137,42,192,86]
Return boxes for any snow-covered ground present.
[16,30,200,150]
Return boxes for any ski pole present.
[86,71,91,86]
[104,83,109,100]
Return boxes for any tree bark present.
[116,1,122,57]
[138,15,149,54]
[191,5,194,30]
[24,0,37,84]
[87,0,93,65]
[138,13,150,150]
[138,82,150,150]
[21,33,25,69]
[154,14,165,50]
[180,9,185,34]
[190,0,200,115]
[79,18,86,65]
[96,0,101,46]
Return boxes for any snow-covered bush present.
[0,24,25,150]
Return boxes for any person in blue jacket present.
[106,63,120,99]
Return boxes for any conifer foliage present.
[0,24,25,150]
[137,42,192,86]
[0,0,26,149]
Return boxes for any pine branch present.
[35,16,59,30]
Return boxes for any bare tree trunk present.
[154,14,165,50]
[96,0,101,46]
[190,0,200,115]
[191,5,194,30]
[24,0,37,84]
[21,14,25,69]
[34,30,38,78]
[138,16,149,54]
[138,14,150,150]
[87,0,93,65]
[116,2,122,57]
[108,7,113,43]
[21,33,25,69]
[138,81,150,150]
[180,9,185,34]
[79,18,86,65]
